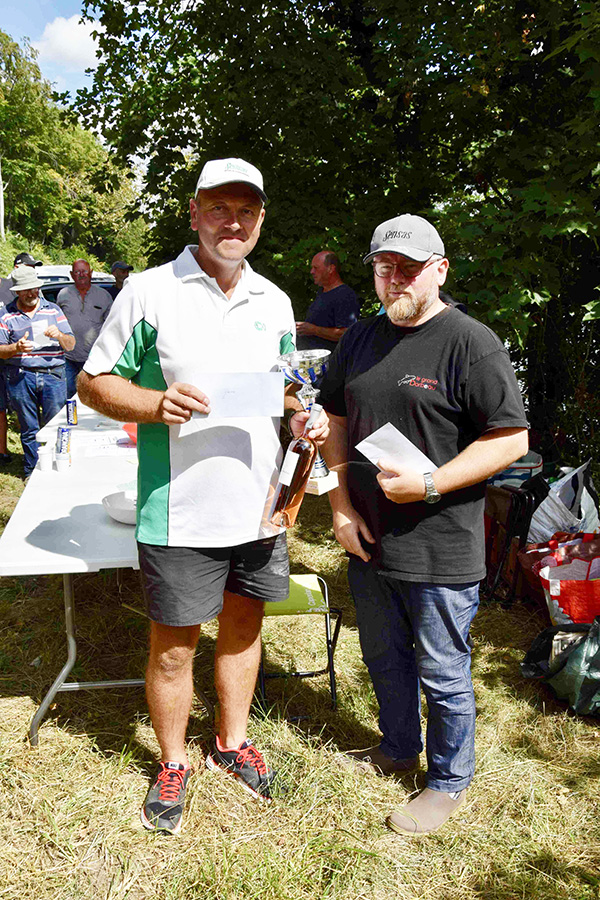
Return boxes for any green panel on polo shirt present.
[111,319,171,546]
[279,331,295,355]
[110,318,159,381]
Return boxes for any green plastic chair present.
[258,573,343,709]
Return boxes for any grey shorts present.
[137,533,290,627]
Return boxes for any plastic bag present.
[521,617,600,716]
[527,460,599,542]
[523,532,600,572]
[537,554,600,625]
[517,532,600,601]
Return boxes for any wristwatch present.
[423,472,441,504]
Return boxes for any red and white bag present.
[535,540,600,625]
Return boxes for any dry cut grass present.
[0,471,598,900]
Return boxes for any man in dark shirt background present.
[107,261,134,300]
[296,251,360,352]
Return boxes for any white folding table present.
[0,400,143,744]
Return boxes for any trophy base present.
[305,470,339,496]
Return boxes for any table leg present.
[29,572,214,745]
[29,573,77,747]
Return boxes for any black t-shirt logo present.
[398,374,438,391]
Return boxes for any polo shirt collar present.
[175,245,265,297]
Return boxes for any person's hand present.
[295,321,316,336]
[289,408,330,446]
[159,382,210,424]
[332,506,376,561]
[44,325,61,339]
[376,457,427,504]
[15,332,33,354]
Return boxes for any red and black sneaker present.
[206,737,276,801]
[140,761,191,834]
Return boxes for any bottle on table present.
[269,403,323,528]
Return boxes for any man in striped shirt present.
[0,265,75,476]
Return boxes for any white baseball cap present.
[363,214,445,264]
[194,158,267,203]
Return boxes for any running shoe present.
[141,761,191,834]
[206,737,276,801]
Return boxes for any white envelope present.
[177,372,285,437]
[356,422,437,474]
[29,318,58,349]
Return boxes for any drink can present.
[66,398,78,425]
[55,426,71,455]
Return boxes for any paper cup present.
[55,452,71,472]
[37,448,53,471]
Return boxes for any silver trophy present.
[277,349,331,477]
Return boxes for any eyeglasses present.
[372,255,442,279]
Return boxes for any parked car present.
[36,265,72,284]
[37,265,115,286]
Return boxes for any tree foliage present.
[80,0,600,464]
[0,29,147,268]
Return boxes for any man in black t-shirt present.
[319,214,528,837]
[296,251,360,352]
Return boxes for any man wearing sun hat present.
[0,252,47,464]
[78,157,328,834]
[0,252,44,308]
[319,213,528,836]
[0,265,75,476]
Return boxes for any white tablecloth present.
[0,403,138,577]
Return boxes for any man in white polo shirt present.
[78,158,327,834]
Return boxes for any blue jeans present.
[347,557,480,793]
[6,366,67,475]
[0,366,7,413]
[65,358,84,399]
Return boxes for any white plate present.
[102,491,137,525]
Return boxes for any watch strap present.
[423,471,441,503]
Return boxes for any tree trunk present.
[0,157,5,241]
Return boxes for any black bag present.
[521,616,600,716]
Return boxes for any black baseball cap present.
[14,252,43,267]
